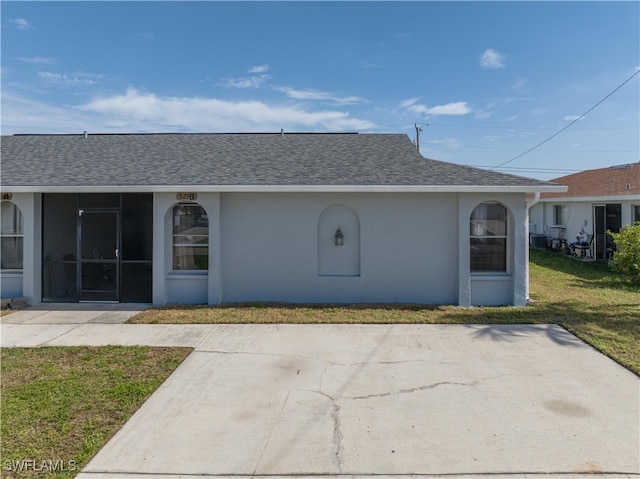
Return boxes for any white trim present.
[539,195,639,203]
[3,184,568,194]
[167,273,208,280]
[469,273,513,281]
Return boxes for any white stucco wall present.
[153,192,221,305]
[7,190,531,307]
[0,193,41,304]
[457,193,527,307]
[530,198,640,246]
[219,192,461,304]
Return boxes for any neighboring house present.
[1,132,564,307]
[529,163,640,259]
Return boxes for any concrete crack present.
[39,324,84,346]
[345,380,478,400]
[331,400,344,473]
[301,389,343,473]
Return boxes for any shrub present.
[608,221,640,283]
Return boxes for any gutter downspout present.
[524,192,542,303]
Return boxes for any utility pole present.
[414,123,427,152]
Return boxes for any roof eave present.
[2,184,569,194]
[538,193,640,203]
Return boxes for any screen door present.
[79,210,119,301]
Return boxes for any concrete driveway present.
[2,309,639,478]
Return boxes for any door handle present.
[115,248,119,258]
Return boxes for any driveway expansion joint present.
[38,323,84,346]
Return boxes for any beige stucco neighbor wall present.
[530,199,640,242]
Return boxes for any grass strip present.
[1,346,191,479]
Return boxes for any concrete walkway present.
[1,305,639,479]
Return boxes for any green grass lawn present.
[1,346,191,479]
[130,249,640,374]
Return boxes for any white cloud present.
[221,67,364,106]
[276,87,364,105]
[563,115,582,121]
[408,101,472,116]
[399,98,420,109]
[10,18,34,30]
[1,88,376,134]
[73,88,375,132]
[248,64,269,73]
[18,56,56,65]
[1,92,95,135]
[38,71,104,86]
[480,49,505,69]
[220,74,271,88]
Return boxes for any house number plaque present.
[176,192,198,201]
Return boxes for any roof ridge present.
[9,131,363,137]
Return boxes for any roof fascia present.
[3,184,569,194]
[539,194,640,203]
[2,184,568,194]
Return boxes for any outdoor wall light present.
[334,228,344,246]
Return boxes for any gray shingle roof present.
[1,132,556,189]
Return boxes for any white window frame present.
[171,202,209,272]
[553,204,565,226]
[1,201,24,271]
[470,202,509,274]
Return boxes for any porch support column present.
[12,193,41,305]
[152,193,171,306]
[457,194,472,307]
[207,193,222,305]
[512,196,528,307]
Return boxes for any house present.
[1,132,565,307]
[529,163,640,260]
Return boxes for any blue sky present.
[2,1,638,180]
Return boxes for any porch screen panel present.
[42,194,78,301]
[121,193,153,302]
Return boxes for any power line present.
[490,69,640,170]
[446,144,637,153]
[470,165,580,174]
[427,123,638,131]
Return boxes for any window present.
[172,203,208,271]
[553,205,564,225]
[470,202,508,273]
[1,202,24,270]
[634,205,640,223]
